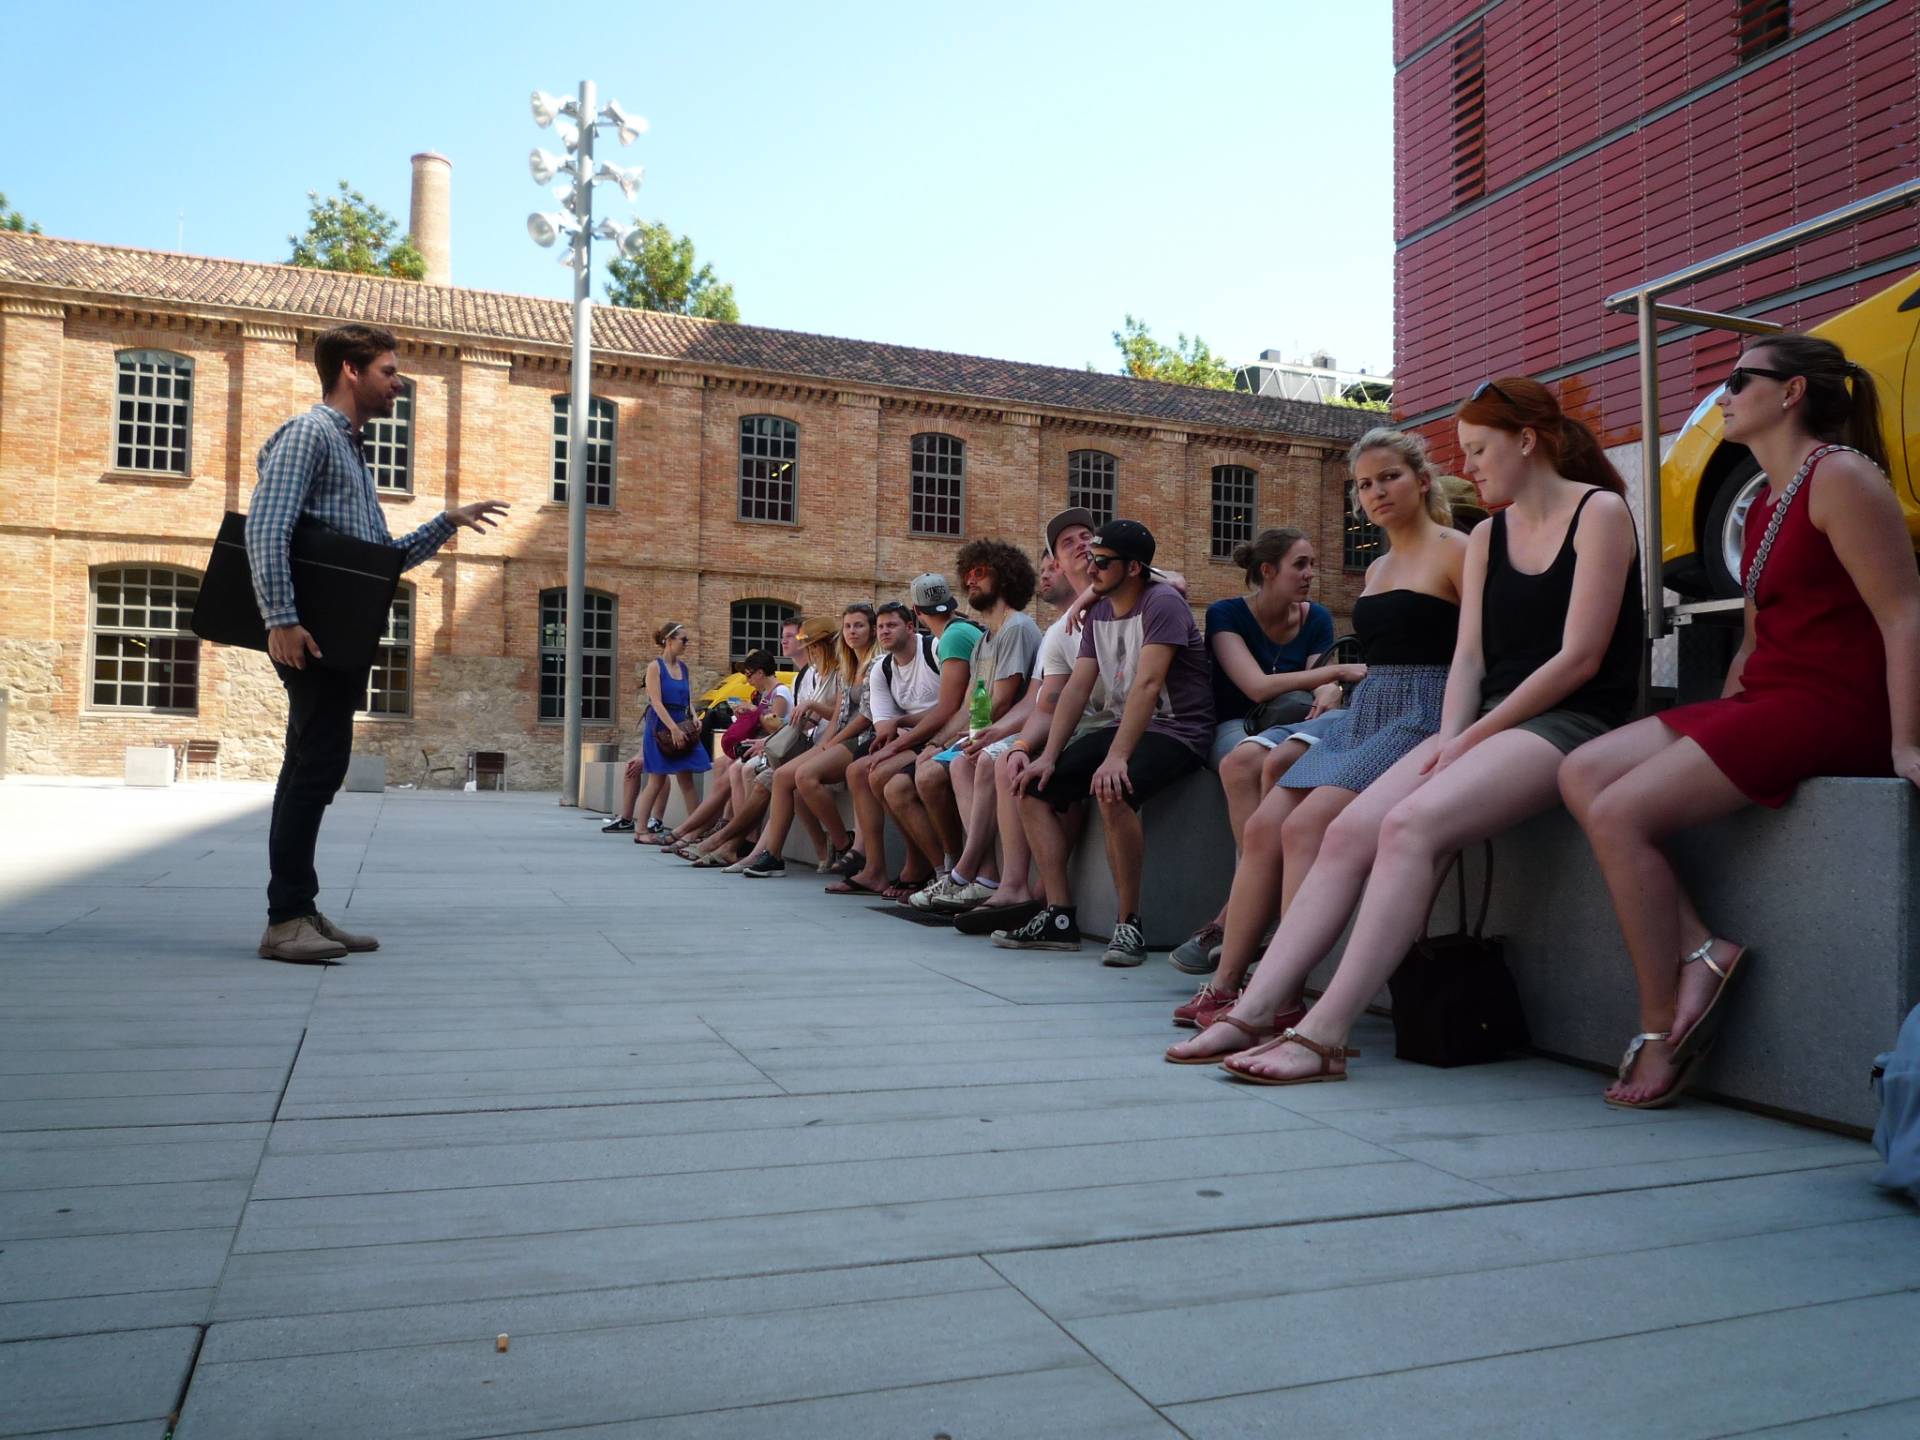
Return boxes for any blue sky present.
[5,0,1394,376]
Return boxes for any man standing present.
[246,323,508,963]
[1005,520,1213,965]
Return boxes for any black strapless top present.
[1352,590,1460,666]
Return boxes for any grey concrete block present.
[0,1326,200,1434]
[580,758,622,812]
[339,752,386,792]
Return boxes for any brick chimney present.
[408,152,452,285]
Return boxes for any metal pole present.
[1637,292,1665,644]
[559,78,595,806]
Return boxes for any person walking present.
[632,621,711,833]
[246,323,508,963]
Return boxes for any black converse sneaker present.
[741,852,787,879]
[601,817,636,833]
[1102,916,1148,968]
[991,904,1083,952]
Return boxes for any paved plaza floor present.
[3,777,1918,1439]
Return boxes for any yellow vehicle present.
[1660,265,1920,598]
[697,668,798,715]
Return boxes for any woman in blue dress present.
[636,621,710,832]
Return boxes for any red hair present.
[1455,376,1625,496]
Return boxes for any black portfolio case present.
[190,511,404,675]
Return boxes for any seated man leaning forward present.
[1005,519,1215,966]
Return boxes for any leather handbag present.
[1387,842,1530,1067]
[651,712,696,757]
[1242,634,1363,735]
[762,719,813,768]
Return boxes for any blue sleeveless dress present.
[642,660,711,774]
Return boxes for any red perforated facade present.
[1394,0,1920,464]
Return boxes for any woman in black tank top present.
[1186,377,1642,1085]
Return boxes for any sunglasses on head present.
[1470,379,1516,407]
[1723,365,1794,395]
[1087,553,1126,572]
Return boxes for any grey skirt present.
[1279,664,1448,793]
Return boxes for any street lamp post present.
[528,81,647,805]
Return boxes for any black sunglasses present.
[1724,365,1794,395]
[1470,379,1516,408]
[1087,553,1125,572]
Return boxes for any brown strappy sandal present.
[1220,1027,1359,1086]
[1163,1005,1305,1065]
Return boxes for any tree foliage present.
[604,222,738,322]
[1107,314,1236,390]
[288,181,425,280]
[1,191,40,234]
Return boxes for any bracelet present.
[1008,738,1031,754]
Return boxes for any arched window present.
[113,349,194,474]
[551,395,615,507]
[538,588,616,723]
[89,566,200,712]
[738,415,799,524]
[1210,464,1257,559]
[1067,449,1117,527]
[362,584,414,716]
[910,433,964,537]
[365,379,414,494]
[729,600,798,669]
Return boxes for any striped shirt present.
[244,403,455,629]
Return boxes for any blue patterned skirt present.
[1277,663,1447,793]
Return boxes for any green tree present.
[1,191,41,234]
[288,181,425,280]
[1106,314,1236,390]
[604,222,738,322]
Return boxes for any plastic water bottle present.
[969,677,991,734]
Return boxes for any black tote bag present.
[1387,842,1531,1067]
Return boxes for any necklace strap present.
[1743,444,1856,600]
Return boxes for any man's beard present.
[968,588,999,613]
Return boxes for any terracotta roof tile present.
[0,232,1376,443]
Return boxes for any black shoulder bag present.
[1387,842,1530,1067]
[1242,633,1362,735]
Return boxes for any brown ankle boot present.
[311,912,379,952]
[258,917,348,963]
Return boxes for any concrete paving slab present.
[0,1288,213,1344]
[0,1179,251,1241]
[1731,1399,1920,1437]
[0,1227,234,1303]
[0,1327,200,1436]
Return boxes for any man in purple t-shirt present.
[1002,519,1214,966]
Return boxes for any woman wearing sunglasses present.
[1177,376,1642,1083]
[1561,336,1920,1109]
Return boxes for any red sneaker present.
[1172,984,1239,1029]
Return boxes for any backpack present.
[881,632,938,691]
[1871,1004,1920,1201]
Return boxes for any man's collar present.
[315,403,357,435]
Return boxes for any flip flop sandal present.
[1164,1006,1304,1065]
[636,832,677,847]
[880,878,918,903]
[827,848,865,878]
[1220,1026,1358,1085]
[1669,940,1751,1065]
[690,851,733,869]
[1602,1029,1703,1110]
[824,878,881,896]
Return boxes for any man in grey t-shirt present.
[902,540,1042,906]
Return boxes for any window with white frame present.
[910,433,964,537]
[364,379,414,493]
[1210,464,1257,559]
[738,415,799,523]
[361,585,414,716]
[551,395,614,507]
[114,350,194,474]
[539,588,615,722]
[1067,449,1117,527]
[90,566,200,712]
[729,600,798,669]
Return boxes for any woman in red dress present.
[1561,334,1920,1108]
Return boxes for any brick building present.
[1394,0,1919,464]
[0,231,1377,785]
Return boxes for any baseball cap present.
[1091,519,1156,567]
[910,573,958,615]
[1044,506,1097,558]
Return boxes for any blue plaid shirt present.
[245,404,456,629]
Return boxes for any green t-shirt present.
[934,619,981,666]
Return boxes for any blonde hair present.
[838,605,877,687]
[1348,427,1452,526]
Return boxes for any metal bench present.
[176,739,221,781]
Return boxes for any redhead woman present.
[1178,377,1642,1083]
[1166,428,1467,1046]
[1561,335,1920,1108]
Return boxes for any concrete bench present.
[341,753,387,793]
[124,745,175,787]
[1070,768,1914,1133]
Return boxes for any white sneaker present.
[907,872,954,910]
[931,880,994,913]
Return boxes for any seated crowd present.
[602,340,1920,1111]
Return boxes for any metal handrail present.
[1603,176,1920,639]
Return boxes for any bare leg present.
[1231,731,1572,1080]
[799,750,857,852]
[1277,785,1356,915]
[1098,795,1145,920]
[671,773,699,823]
[744,763,805,861]
[620,762,644,821]
[1219,741,1268,852]
[844,752,896,889]
[1561,719,1750,1102]
[887,769,945,879]
[981,754,1037,906]
[914,758,967,866]
[1019,791,1074,907]
[1206,783,1306,995]
[674,756,736,838]
[706,782,771,850]
[950,751,1001,882]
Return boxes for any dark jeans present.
[267,660,363,924]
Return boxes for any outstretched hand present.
[447,500,510,532]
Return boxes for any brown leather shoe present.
[311,912,379,952]
[258,917,348,963]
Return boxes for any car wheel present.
[1699,459,1766,598]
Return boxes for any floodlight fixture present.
[529,148,566,185]
[531,90,575,128]
[601,100,648,146]
[596,161,644,200]
[526,211,574,247]
[619,224,649,260]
